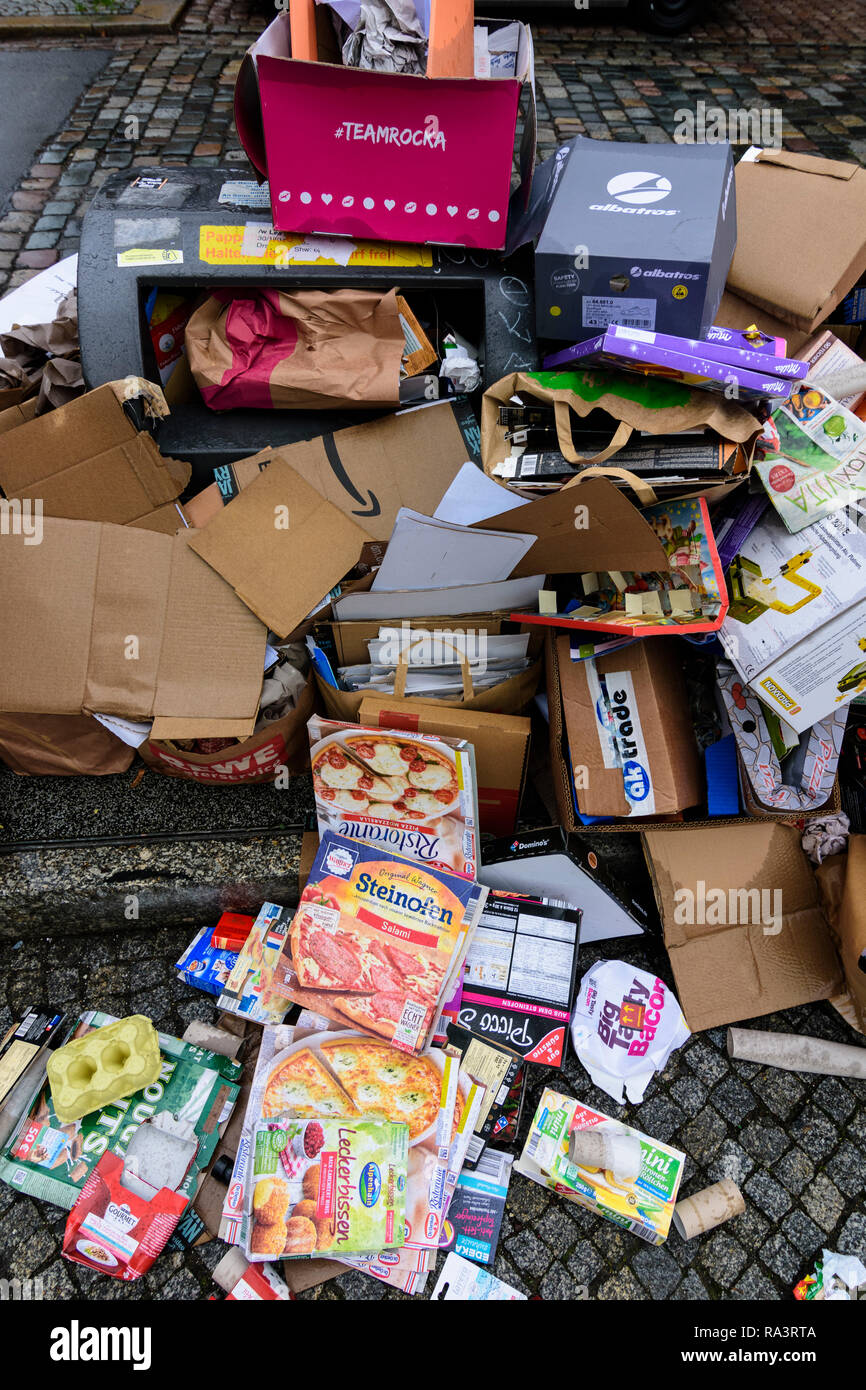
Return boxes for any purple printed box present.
[544,328,799,401]
[607,325,809,379]
[544,325,809,382]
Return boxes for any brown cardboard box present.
[0,518,267,737]
[189,398,478,542]
[816,836,866,1034]
[139,671,316,784]
[727,150,866,334]
[644,823,844,1031]
[315,657,542,725]
[715,288,811,356]
[188,457,371,638]
[0,396,38,436]
[555,634,702,819]
[0,383,191,532]
[359,693,531,836]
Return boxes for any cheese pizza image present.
[307,717,480,878]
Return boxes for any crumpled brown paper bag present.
[185,287,405,411]
[0,289,83,413]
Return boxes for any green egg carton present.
[47,1015,162,1123]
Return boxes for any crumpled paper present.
[802,812,850,865]
[0,289,83,412]
[570,959,690,1105]
[341,0,427,74]
[256,643,308,730]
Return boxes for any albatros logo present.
[591,171,678,216]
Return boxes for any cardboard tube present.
[568,1128,642,1181]
[727,1028,866,1079]
[673,1179,744,1240]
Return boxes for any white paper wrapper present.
[570,960,690,1104]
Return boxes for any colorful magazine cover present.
[220,1019,481,1257]
[263,830,488,1054]
[754,386,866,532]
[0,1011,241,1211]
[520,496,727,636]
[308,715,480,878]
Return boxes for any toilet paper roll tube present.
[727,1028,866,1080]
[568,1128,642,1182]
[673,1179,745,1240]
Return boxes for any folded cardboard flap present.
[0,382,191,531]
[476,475,669,576]
[189,457,371,638]
[643,823,844,1032]
[206,402,476,543]
[728,152,866,332]
[829,834,866,1032]
[0,519,266,732]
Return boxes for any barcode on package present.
[466,1133,485,1163]
[630,1221,661,1245]
[527,1129,542,1160]
[582,297,656,330]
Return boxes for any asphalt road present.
[0,48,112,214]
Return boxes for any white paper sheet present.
[433,462,529,526]
[372,508,535,592]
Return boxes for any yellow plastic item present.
[47,1015,162,1123]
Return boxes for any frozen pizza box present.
[308,714,481,878]
[263,831,488,1055]
[220,1019,481,1256]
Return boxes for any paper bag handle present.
[393,637,474,701]
[563,465,659,507]
[552,403,633,464]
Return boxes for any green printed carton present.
[0,1011,241,1211]
[515,1087,685,1246]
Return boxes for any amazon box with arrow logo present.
[183,397,481,542]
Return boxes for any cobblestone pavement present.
[0,0,865,1302]
[0,0,136,17]
[0,920,864,1301]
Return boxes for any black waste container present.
[78,167,537,487]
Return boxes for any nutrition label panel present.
[465,896,579,1008]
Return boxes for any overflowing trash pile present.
[0,0,865,1303]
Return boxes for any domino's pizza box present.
[477,826,652,943]
[519,137,736,344]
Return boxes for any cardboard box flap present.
[150,715,258,740]
[832,834,866,1031]
[0,520,266,725]
[188,457,371,638]
[476,476,669,575]
[644,824,843,1031]
[756,148,858,181]
[0,434,189,524]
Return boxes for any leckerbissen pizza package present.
[308,715,480,878]
[220,1021,482,1271]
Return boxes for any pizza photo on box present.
[220,1021,479,1256]
[263,830,487,1058]
[308,716,480,878]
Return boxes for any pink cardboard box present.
[234,12,535,252]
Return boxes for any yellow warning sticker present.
[198,225,432,268]
[117,249,183,267]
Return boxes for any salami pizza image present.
[274,830,488,1055]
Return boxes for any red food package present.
[62,1151,187,1281]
